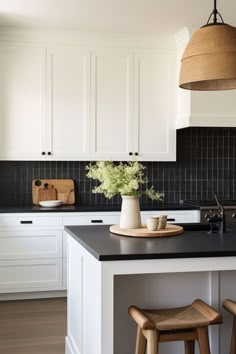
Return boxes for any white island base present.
[66,234,236,354]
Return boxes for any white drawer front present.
[0,216,62,228]
[141,210,199,224]
[0,230,62,260]
[63,214,120,226]
[0,259,62,292]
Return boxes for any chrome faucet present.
[213,193,226,233]
[205,194,226,233]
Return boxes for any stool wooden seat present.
[223,299,236,354]
[128,299,222,354]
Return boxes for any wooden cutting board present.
[110,224,184,238]
[38,184,57,202]
[32,179,75,205]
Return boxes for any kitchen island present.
[65,224,236,354]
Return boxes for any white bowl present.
[39,200,63,208]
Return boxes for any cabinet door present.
[0,259,62,292]
[0,46,46,159]
[134,51,176,161]
[0,230,62,260]
[91,49,134,160]
[47,47,90,159]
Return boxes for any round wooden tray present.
[110,224,184,238]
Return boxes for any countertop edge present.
[0,204,199,213]
[64,225,236,262]
[65,226,101,260]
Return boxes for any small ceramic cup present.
[146,216,159,231]
[158,215,167,230]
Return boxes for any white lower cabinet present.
[63,213,121,227]
[0,259,62,293]
[0,210,199,297]
[141,210,200,224]
[0,230,62,260]
[0,213,63,296]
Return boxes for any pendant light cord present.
[206,0,224,25]
[213,0,217,23]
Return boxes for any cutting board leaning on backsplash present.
[32,179,75,205]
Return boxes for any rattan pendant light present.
[179,0,236,90]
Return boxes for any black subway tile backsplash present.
[1,127,236,206]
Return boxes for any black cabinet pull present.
[129,152,133,156]
[20,221,33,224]
[47,152,52,155]
[135,152,138,156]
[167,218,175,222]
[91,220,103,223]
[41,152,46,155]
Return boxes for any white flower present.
[86,160,163,201]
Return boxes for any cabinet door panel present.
[91,49,133,159]
[0,230,62,260]
[134,51,176,161]
[0,46,46,159]
[0,259,62,292]
[48,47,90,159]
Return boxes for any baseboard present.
[0,290,67,301]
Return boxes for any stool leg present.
[135,326,146,354]
[143,330,158,354]
[185,340,195,354]
[230,316,236,354]
[197,327,211,354]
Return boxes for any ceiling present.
[0,0,236,35]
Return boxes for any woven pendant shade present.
[179,24,236,90]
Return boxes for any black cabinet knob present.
[47,152,52,156]
[41,152,46,155]
[129,152,133,156]
[135,152,138,156]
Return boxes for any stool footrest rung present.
[159,329,198,342]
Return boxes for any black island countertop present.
[0,203,198,213]
[65,224,236,261]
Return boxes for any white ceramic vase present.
[120,195,141,229]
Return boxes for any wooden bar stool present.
[128,299,222,354]
[223,299,236,354]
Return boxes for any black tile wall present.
[0,127,236,206]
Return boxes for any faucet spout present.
[213,193,225,233]
[213,193,224,212]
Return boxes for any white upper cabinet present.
[47,47,90,159]
[176,28,236,129]
[90,48,176,161]
[0,45,46,159]
[0,39,177,161]
[133,51,176,161]
[91,49,134,160]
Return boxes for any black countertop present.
[65,224,236,261]
[0,203,198,213]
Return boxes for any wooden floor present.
[0,297,67,354]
